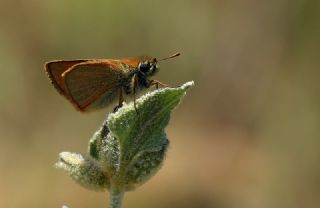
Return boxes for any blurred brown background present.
[0,0,319,207]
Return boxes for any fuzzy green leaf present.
[56,152,110,191]
[56,81,194,194]
[107,81,194,189]
[88,122,120,176]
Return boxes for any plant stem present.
[109,188,124,208]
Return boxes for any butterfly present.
[45,52,180,112]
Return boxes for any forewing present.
[45,60,87,95]
[120,56,152,68]
[62,61,123,111]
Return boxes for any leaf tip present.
[180,80,195,90]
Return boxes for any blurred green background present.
[1,0,320,207]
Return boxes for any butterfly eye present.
[139,63,150,73]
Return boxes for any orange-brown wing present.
[45,60,88,96]
[62,61,124,112]
[120,56,153,68]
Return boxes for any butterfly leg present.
[132,74,138,113]
[113,87,124,112]
[150,80,169,89]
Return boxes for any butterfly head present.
[137,52,180,77]
[138,58,159,77]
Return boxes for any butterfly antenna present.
[157,52,181,62]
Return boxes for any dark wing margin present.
[45,60,88,96]
[62,61,123,112]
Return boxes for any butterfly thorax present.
[121,57,159,95]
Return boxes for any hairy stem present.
[109,188,124,208]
